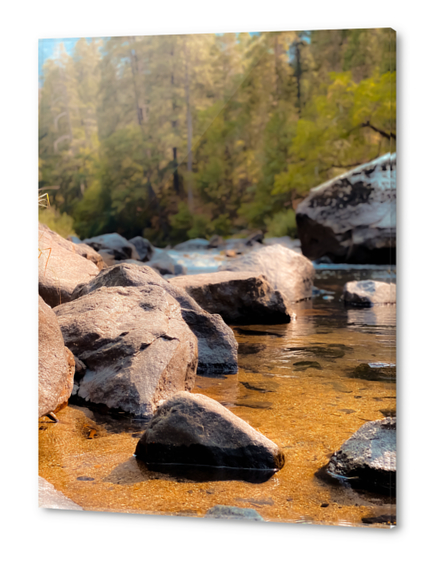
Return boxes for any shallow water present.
[39,265,396,527]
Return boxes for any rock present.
[38,477,83,510]
[174,238,210,251]
[264,236,302,253]
[343,280,396,306]
[129,236,154,262]
[55,285,198,417]
[296,153,396,264]
[327,417,396,493]
[82,233,141,261]
[38,296,75,418]
[98,249,117,267]
[208,235,225,248]
[135,392,285,471]
[146,249,178,275]
[244,230,264,246]
[204,505,264,521]
[67,235,82,244]
[71,264,238,375]
[39,223,101,307]
[170,271,292,324]
[219,244,315,303]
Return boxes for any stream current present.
[39,260,396,527]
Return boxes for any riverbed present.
[39,262,396,527]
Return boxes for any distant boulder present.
[135,392,285,471]
[39,223,100,307]
[219,244,315,303]
[170,271,292,324]
[296,153,396,264]
[343,280,396,306]
[174,238,210,251]
[82,233,140,261]
[146,248,186,276]
[129,236,154,262]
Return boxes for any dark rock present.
[343,280,396,307]
[170,271,292,324]
[129,236,154,262]
[208,235,225,248]
[204,505,264,521]
[82,233,140,261]
[55,285,198,417]
[38,477,83,510]
[135,392,285,471]
[38,296,75,418]
[296,153,396,264]
[244,230,264,246]
[349,362,396,382]
[39,223,100,307]
[174,238,210,251]
[71,263,238,375]
[219,244,315,303]
[327,417,396,493]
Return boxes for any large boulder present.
[343,280,396,307]
[135,392,285,471]
[296,153,396,264]
[55,285,198,417]
[38,296,75,418]
[128,236,154,262]
[219,244,314,303]
[39,223,100,307]
[327,417,396,493]
[71,264,238,375]
[82,233,140,261]
[170,271,292,324]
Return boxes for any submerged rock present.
[71,264,238,375]
[135,392,285,471]
[204,505,264,521]
[343,280,396,306]
[82,233,140,261]
[39,223,100,307]
[38,296,75,418]
[219,244,315,303]
[296,153,396,264]
[38,477,83,510]
[327,417,396,493]
[55,285,198,418]
[170,271,292,324]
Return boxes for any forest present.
[38,28,396,245]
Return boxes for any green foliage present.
[39,29,396,244]
[38,207,76,238]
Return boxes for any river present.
[39,255,396,527]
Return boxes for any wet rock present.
[219,244,315,303]
[296,153,396,264]
[204,505,264,521]
[174,238,210,251]
[82,233,140,261]
[170,271,292,324]
[39,223,100,307]
[128,236,154,262]
[55,285,198,418]
[38,477,83,510]
[135,392,285,471]
[343,280,396,307]
[327,417,396,493]
[38,296,75,418]
[71,263,238,375]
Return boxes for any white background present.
[2,1,431,560]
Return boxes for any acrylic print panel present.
[38,28,396,527]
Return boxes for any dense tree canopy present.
[39,29,396,244]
